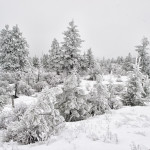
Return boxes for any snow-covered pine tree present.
[79,52,89,75]
[122,53,134,73]
[61,20,83,75]
[49,38,62,75]
[40,54,49,72]
[86,48,95,69]
[142,75,150,99]
[0,25,29,104]
[0,25,29,72]
[122,58,146,106]
[89,61,101,80]
[56,70,91,121]
[32,56,40,69]
[135,37,150,75]
[32,56,43,82]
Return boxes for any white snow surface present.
[1,105,150,150]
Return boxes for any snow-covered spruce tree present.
[4,87,64,144]
[32,56,40,69]
[40,54,49,72]
[49,38,62,75]
[88,75,110,115]
[135,37,150,75]
[122,53,134,73]
[0,25,29,106]
[142,75,150,99]
[61,20,83,75]
[32,56,43,82]
[89,61,101,80]
[79,52,89,75]
[122,58,146,106]
[56,70,91,122]
[86,48,95,69]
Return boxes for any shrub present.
[89,63,101,81]
[0,95,10,111]
[12,102,28,121]
[109,98,123,109]
[3,87,64,144]
[0,111,13,129]
[0,102,27,129]
[42,72,61,87]
[18,81,34,96]
[0,72,15,84]
[88,75,110,115]
[0,80,12,95]
[33,81,47,92]
[0,87,6,95]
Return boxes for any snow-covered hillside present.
[1,105,150,150]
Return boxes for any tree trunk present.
[37,69,40,82]
[12,97,15,108]
[15,83,18,98]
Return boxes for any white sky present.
[0,0,150,58]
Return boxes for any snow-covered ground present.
[0,75,149,150]
[0,105,150,150]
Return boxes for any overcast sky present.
[0,0,150,58]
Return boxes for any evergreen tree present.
[0,25,29,102]
[79,52,88,74]
[49,38,62,74]
[56,70,91,121]
[122,53,134,72]
[0,25,29,72]
[40,54,49,71]
[32,56,40,69]
[62,20,83,75]
[122,58,146,106]
[86,48,95,69]
[135,37,150,75]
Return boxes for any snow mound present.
[1,105,150,150]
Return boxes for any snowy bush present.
[130,142,149,150]
[0,95,10,111]
[0,72,15,84]
[42,72,61,87]
[114,84,124,94]
[3,87,64,144]
[12,102,28,121]
[0,80,13,96]
[0,111,13,129]
[109,98,123,110]
[89,62,101,81]
[33,81,47,92]
[18,81,34,96]
[88,75,110,115]
[0,102,27,129]
[0,87,6,95]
